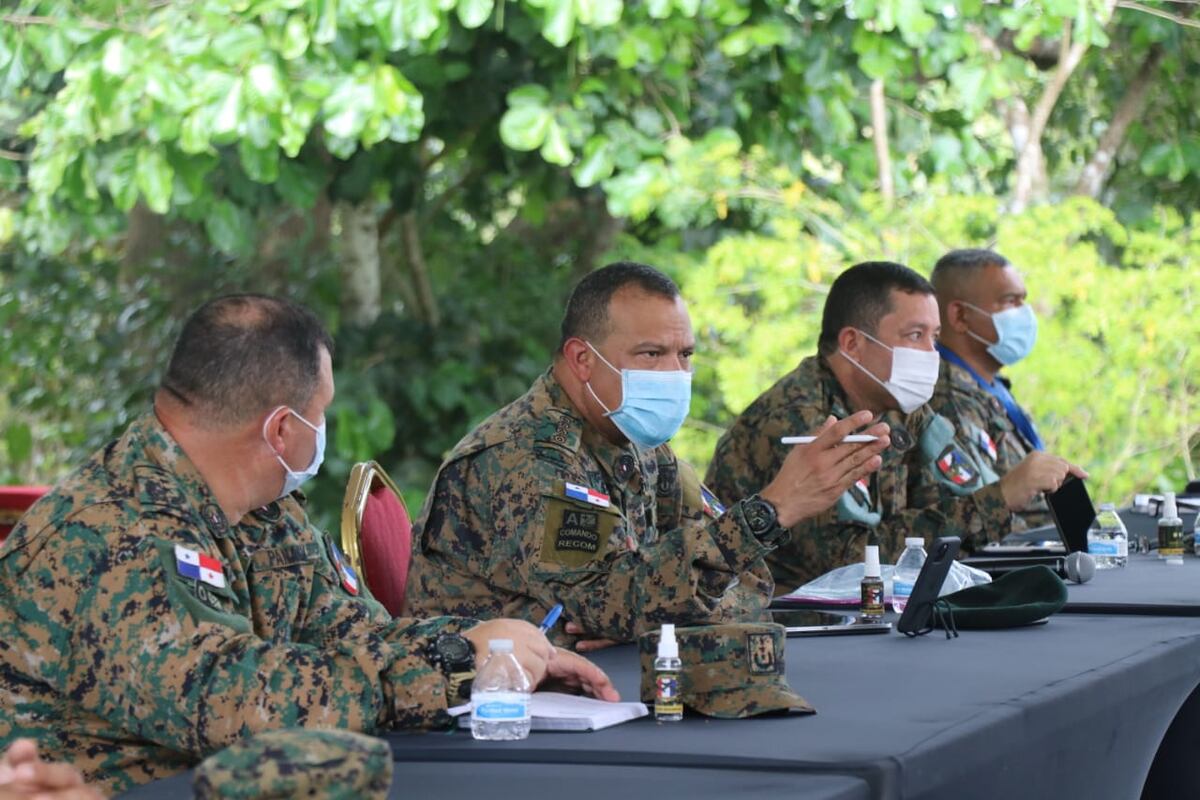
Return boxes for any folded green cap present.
[936,565,1067,630]
[193,729,392,800]
[638,623,815,718]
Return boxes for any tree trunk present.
[399,210,440,328]
[336,201,382,327]
[869,79,894,204]
[1009,1,1117,212]
[1074,45,1165,199]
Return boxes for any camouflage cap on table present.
[638,623,814,718]
[193,728,392,800]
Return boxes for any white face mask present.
[840,329,939,414]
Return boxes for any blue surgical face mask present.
[263,407,326,500]
[584,342,692,450]
[964,302,1037,366]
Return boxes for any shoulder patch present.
[935,446,978,487]
[977,429,998,461]
[700,485,726,518]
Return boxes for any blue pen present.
[538,603,563,635]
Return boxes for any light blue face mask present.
[584,342,692,450]
[964,302,1038,366]
[263,407,326,500]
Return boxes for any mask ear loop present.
[583,341,623,417]
[959,302,1000,349]
[261,405,291,459]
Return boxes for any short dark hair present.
[161,294,334,426]
[930,249,1011,299]
[559,261,679,350]
[818,262,934,355]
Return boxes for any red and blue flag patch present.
[565,481,611,508]
[174,545,226,589]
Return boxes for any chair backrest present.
[340,462,411,617]
[0,486,51,543]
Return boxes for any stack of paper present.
[449,692,649,732]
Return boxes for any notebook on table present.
[449,692,649,732]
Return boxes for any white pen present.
[781,434,879,445]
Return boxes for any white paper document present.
[449,692,649,732]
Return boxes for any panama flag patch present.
[978,430,998,461]
[700,486,727,518]
[329,543,360,595]
[565,482,611,508]
[175,545,226,589]
[936,448,978,486]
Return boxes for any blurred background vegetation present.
[1,0,1197,528]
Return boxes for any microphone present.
[1064,551,1095,584]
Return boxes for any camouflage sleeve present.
[39,513,450,759]
[446,446,774,642]
[902,474,1011,553]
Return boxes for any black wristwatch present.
[742,494,789,547]
[425,633,476,704]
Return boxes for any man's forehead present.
[605,287,693,341]
[881,288,938,324]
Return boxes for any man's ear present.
[837,327,864,362]
[560,338,595,384]
[260,405,290,455]
[946,299,972,333]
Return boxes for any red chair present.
[0,486,51,543]
[340,461,412,617]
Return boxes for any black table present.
[386,614,1200,800]
[1064,552,1200,614]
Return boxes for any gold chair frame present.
[339,460,408,581]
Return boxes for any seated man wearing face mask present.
[705,262,1086,590]
[929,249,1057,529]
[0,295,616,794]
[406,262,889,649]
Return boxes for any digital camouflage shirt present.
[705,355,1013,591]
[405,369,776,645]
[0,414,473,794]
[929,357,1051,530]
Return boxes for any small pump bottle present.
[654,623,683,722]
[1159,493,1185,565]
[861,545,885,623]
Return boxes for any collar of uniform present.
[532,370,584,454]
[127,412,233,539]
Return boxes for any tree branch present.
[1117,0,1200,28]
[1073,44,1165,198]
[869,79,894,204]
[400,210,440,328]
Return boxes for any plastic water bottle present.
[1089,503,1129,569]
[891,537,927,614]
[470,639,531,741]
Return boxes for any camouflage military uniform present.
[0,414,473,794]
[930,356,1051,529]
[406,369,776,645]
[705,355,1013,591]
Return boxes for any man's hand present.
[463,619,555,685]
[541,648,621,702]
[760,411,890,529]
[999,452,1089,511]
[0,739,103,800]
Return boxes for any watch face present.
[438,635,472,665]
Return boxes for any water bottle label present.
[1088,541,1119,556]
[893,580,914,598]
[473,693,529,721]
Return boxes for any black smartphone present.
[896,536,962,635]
[1047,477,1095,554]
[770,609,892,636]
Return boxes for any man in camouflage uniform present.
[706,262,1084,590]
[407,263,889,648]
[0,295,615,795]
[930,249,1056,529]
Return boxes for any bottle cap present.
[864,545,881,578]
[1099,502,1116,511]
[1164,492,1180,522]
[488,639,514,653]
[657,623,679,659]
[904,537,924,547]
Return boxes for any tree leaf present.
[456,0,494,28]
[205,199,254,256]
[499,104,552,151]
[540,119,573,165]
[542,0,576,47]
[135,148,174,214]
[4,422,33,466]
